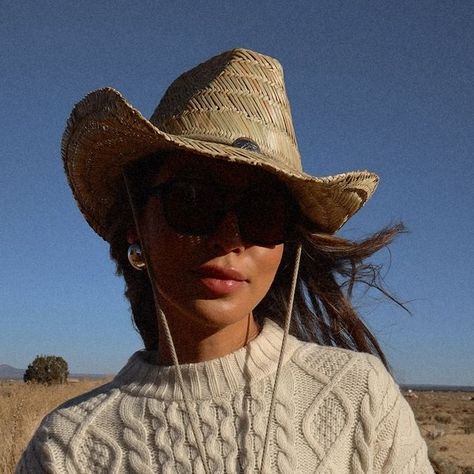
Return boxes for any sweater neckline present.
[113,318,301,400]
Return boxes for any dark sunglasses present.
[147,178,297,245]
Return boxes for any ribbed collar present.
[113,319,301,400]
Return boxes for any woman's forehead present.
[153,153,276,187]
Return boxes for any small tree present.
[24,355,69,385]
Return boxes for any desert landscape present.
[0,378,110,474]
[1,380,473,473]
[404,389,474,474]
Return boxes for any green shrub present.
[23,355,69,385]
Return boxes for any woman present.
[17,48,433,473]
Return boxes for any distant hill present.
[401,384,474,392]
[0,364,109,380]
[0,364,24,379]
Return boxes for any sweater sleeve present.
[367,356,434,474]
[15,423,56,474]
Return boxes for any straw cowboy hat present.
[62,48,378,242]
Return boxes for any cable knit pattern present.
[147,399,174,473]
[16,319,433,473]
[273,367,295,473]
[119,395,154,474]
[351,369,380,473]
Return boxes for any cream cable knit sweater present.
[17,320,433,473]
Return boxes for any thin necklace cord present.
[123,172,211,474]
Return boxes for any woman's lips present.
[194,266,247,295]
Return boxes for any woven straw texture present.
[62,48,378,241]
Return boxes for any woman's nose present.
[207,211,245,253]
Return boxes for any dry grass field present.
[0,378,109,474]
[404,390,474,474]
[1,380,473,473]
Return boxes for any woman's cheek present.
[249,245,285,295]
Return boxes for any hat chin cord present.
[259,242,301,472]
[123,171,302,473]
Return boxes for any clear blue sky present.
[1,1,473,385]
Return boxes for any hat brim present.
[62,88,379,241]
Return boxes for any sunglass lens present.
[238,185,292,245]
[158,179,294,244]
[162,181,223,235]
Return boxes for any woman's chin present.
[182,300,254,330]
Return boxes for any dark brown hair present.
[109,155,405,369]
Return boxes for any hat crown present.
[150,48,302,171]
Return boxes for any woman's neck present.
[155,311,261,365]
